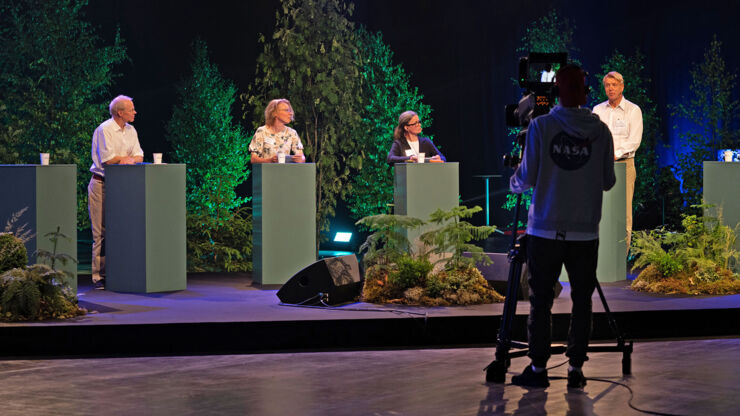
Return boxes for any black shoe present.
[93,279,106,290]
[511,365,549,388]
[567,369,587,389]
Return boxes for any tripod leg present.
[486,255,524,383]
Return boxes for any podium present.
[105,164,186,293]
[704,161,740,252]
[252,163,316,285]
[0,165,77,293]
[393,162,459,245]
[559,162,627,282]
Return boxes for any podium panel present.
[105,164,186,293]
[393,162,459,245]
[252,163,316,285]
[560,162,626,282]
[704,161,740,253]
[0,165,77,293]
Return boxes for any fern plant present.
[419,205,497,271]
[0,264,84,321]
[35,226,77,273]
[355,214,425,269]
[631,205,739,294]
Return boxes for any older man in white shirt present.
[592,71,642,250]
[88,95,144,289]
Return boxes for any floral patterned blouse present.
[249,126,304,159]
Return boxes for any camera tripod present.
[484,193,633,383]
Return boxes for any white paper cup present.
[724,150,734,162]
[277,152,286,164]
[40,153,50,165]
[417,152,425,163]
[153,153,163,164]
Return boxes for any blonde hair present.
[603,71,624,85]
[393,111,418,141]
[264,99,293,126]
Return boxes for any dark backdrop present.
[84,0,740,231]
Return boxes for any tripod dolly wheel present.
[485,359,509,383]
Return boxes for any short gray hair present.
[602,71,624,85]
[109,95,133,117]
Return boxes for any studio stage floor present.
[1,272,738,357]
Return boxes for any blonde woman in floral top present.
[249,98,306,163]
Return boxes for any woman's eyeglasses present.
[407,121,421,126]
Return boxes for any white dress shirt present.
[89,118,144,176]
[592,97,643,160]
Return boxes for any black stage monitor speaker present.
[277,254,363,305]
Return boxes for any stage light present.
[333,232,352,243]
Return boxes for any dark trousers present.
[525,235,598,368]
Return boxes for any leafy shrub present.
[187,207,252,272]
[420,206,496,270]
[0,233,28,273]
[631,206,739,295]
[388,255,433,289]
[0,264,85,321]
[356,214,425,268]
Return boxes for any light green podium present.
[704,161,740,253]
[560,162,627,282]
[0,165,77,293]
[252,163,316,285]
[105,164,186,293]
[393,162,459,244]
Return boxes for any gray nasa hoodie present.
[510,104,616,235]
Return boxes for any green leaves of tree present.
[348,27,434,221]
[0,0,127,229]
[243,0,362,247]
[670,36,739,208]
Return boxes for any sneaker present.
[567,369,587,389]
[511,365,550,388]
[93,279,106,290]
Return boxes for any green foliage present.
[420,206,497,271]
[592,50,661,221]
[671,36,739,207]
[631,205,739,294]
[0,233,28,274]
[34,226,77,272]
[0,0,127,229]
[362,262,503,306]
[356,214,425,268]
[0,264,84,321]
[504,10,579,219]
[347,27,435,220]
[388,255,433,290]
[166,39,250,217]
[187,206,253,273]
[243,0,362,247]
[516,9,578,57]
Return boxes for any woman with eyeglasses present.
[386,111,446,164]
[249,98,306,163]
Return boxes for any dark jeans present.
[525,235,598,368]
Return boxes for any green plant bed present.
[631,264,740,295]
[0,264,86,321]
[357,206,504,306]
[362,263,504,307]
[629,205,739,295]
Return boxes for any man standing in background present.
[592,72,643,250]
[88,95,144,289]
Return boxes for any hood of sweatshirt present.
[548,104,605,140]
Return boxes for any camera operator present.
[509,64,616,389]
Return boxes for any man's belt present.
[92,174,105,182]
